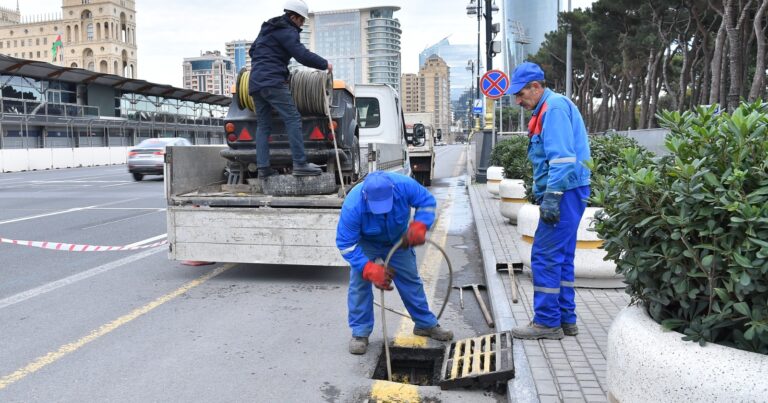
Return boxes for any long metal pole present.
[565,0,573,98]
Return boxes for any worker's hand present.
[540,192,563,225]
[363,261,393,291]
[403,221,428,247]
[327,62,333,74]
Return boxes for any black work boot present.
[349,336,369,355]
[562,323,579,336]
[292,162,322,176]
[258,167,278,179]
[413,325,454,341]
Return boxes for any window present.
[87,23,94,40]
[356,98,381,128]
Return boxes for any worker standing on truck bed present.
[336,171,454,355]
[248,0,332,177]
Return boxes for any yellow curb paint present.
[500,197,526,203]
[371,380,420,402]
[521,235,603,249]
[0,263,235,391]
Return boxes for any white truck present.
[404,112,436,186]
[164,80,410,266]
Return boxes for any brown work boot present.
[413,325,454,341]
[349,336,369,355]
[510,322,564,340]
[562,323,579,336]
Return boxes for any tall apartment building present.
[225,39,250,73]
[400,55,451,135]
[182,51,235,97]
[401,73,420,113]
[303,6,402,92]
[0,0,138,77]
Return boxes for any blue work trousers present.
[252,84,307,168]
[348,242,438,337]
[531,185,589,328]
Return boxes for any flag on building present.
[51,34,63,62]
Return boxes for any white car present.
[127,137,192,181]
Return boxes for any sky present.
[3,0,594,88]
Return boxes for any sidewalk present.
[467,173,629,403]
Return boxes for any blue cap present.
[363,171,394,214]
[510,62,545,94]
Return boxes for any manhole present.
[438,332,515,390]
[372,346,445,386]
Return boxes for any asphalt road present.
[0,146,504,402]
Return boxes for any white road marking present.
[0,246,165,310]
[0,198,142,226]
[125,234,167,248]
[81,210,165,230]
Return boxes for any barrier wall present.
[0,147,129,173]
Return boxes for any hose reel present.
[237,69,333,116]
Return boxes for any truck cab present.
[354,84,411,176]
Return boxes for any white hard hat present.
[283,0,309,19]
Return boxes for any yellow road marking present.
[371,380,420,402]
[0,263,235,391]
[521,235,604,249]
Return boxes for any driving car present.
[127,137,192,181]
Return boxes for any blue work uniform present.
[527,88,591,328]
[336,172,438,337]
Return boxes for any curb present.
[464,143,539,403]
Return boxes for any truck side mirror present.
[436,129,442,140]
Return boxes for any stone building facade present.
[0,0,137,78]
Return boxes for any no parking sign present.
[480,70,509,100]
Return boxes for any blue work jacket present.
[336,172,436,273]
[527,88,591,201]
[248,15,328,94]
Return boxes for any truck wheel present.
[132,172,143,181]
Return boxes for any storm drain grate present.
[438,332,514,390]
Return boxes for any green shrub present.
[587,132,655,206]
[490,135,533,199]
[592,102,768,354]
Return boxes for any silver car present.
[127,137,192,181]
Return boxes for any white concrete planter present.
[486,166,504,196]
[517,204,622,288]
[607,304,768,402]
[499,179,526,224]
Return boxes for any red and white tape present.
[0,237,167,252]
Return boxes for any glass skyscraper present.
[225,40,251,73]
[502,0,558,71]
[419,37,475,102]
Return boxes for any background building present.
[418,37,475,102]
[503,0,558,72]
[0,0,138,77]
[401,73,419,113]
[182,50,235,96]
[225,39,251,73]
[301,6,402,92]
[401,55,451,135]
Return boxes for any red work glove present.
[403,221,427,247]
[363,261,393,291]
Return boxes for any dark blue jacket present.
[248,15,328,94]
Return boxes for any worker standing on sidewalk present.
[336,171,454,355]
[508,62,591,340]
[248,0,332,177]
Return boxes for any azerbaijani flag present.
[51,34,63,62]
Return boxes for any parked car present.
[127,137,192,181]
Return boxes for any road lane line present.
[124,233,167,248]
[0,198,142,226]
[81,209,165,230]
[0,247,164,310]
[0,263,235,390]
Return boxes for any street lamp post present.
[466,0,499,183]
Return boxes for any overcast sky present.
[3,0,594,87]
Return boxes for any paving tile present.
[579,381,601,389]
[539,395,562,403]
[585,394,608,402]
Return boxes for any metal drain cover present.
[438,332,514,390]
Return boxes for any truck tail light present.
[309,126,325,140]
[328,120,339,131]
[237,127,253,141]
[227,133,237,142]
[225,122,235,133]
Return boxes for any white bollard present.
[486,166,504,196]
[499,179,527,224]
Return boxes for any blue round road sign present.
[480,70,509,100]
